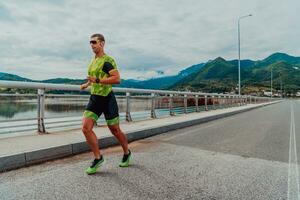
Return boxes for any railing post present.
[205,95,208,111]
[255,96,257,104]
[249,96,252,104]
[233,96,236,106]
[195,95,199,112]
[37,89,46,134]
[126,92,132,122]
[212,96,215,110]
[219,96,222,109]
[151,93,157,119]
[227,96,230,107]
[184,94,187,114]
[233,96,235,106]
[169,94,175,116]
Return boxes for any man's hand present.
[80,81,91,90]
[87,76,98,83]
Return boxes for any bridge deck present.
[0,102,277,173]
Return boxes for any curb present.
[0,102,279,172]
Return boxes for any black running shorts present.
[83,91,119,125]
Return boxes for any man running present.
[80,33,131,175]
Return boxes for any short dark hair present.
[91,33,105,42]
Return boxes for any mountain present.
[172,57,242,93]
[262,52,300,65]
[119,63,206,89]
[171,53,300,94]
[228,59,256,69]
[1,52,300,95]
[0,72,32,82]
[0,62,206,90]
[178,63,206,76]
[42,78,85,84]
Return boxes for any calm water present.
[0,95,217,136]
[0,95,212,121]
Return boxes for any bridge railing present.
[0,80,274,135]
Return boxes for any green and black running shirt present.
[88,54,118,96]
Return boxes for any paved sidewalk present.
[0,102,280,172]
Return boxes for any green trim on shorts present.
[106,116,119,125]
[83,110,99,121]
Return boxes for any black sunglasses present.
[89,40,98,44]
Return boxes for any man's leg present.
[108,123,131,167]
[108,123,129,154]
[82,117,101,159]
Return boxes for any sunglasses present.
[89,40,98,44]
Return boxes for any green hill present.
[1,52,300,95]
[0,72,32,82]
[171,53,300,95]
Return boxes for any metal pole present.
[151,93,157,119]
[126,92,132,122]
[37,89,46,134]
[238,14,252,97]
[226,96,230,108]
[195,95,199,112]
[271,67,273,99]
[205,95,208,111]
[280,77,283,98]
[169,94,175,116]
[238,19,241,97]
[184,94,187,114]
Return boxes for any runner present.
[80,33,132,175]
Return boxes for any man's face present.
[90,37,104,54]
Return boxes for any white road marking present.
[288,103,300,200]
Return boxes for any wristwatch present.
[95,78,100,83]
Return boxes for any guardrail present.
[0,80,274,135]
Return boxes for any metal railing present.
[0,80,274,135]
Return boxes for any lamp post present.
[238,14,252,96]
[271,68,283,98]
[271,67,273,98]
[280,77,283,98]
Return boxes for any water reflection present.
[0,102,36,118]
[0,96,218,120]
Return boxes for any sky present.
[0,0,299,80]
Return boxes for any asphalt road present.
[0,100,299,200]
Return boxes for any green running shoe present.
[86,156,104,175]
[119,150,132,167]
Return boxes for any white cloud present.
[0,0,299,80]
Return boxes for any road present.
[0,100,299,200]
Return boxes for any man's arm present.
[87,70,120,85]
[101,70,120,84]
[80,80,91,90]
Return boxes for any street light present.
[238,14,252,96]
[280,76,283,98]
[271,67,273,98]
[271,68,284,98]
